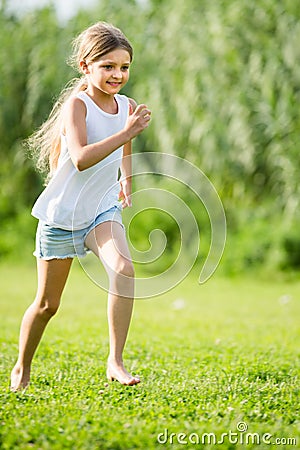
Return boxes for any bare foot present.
[107,360,140,386]
[10,366,30,392]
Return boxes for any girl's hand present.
[119,178,132,208]
[124,104,151,140]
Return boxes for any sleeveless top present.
[31,92,129,230]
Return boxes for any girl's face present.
[82,48,131,96]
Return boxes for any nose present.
[112,68,122,79]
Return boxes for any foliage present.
[1,0,300,271]
[281,224,300,269]
[0,5,73,224]
[1,263,299,449]
[133,0,300,214]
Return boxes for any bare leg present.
[10,258,73,391]
[85,221,139,385]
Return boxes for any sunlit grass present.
[0,261,299,449]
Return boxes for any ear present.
[80,60,89,74]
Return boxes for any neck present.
[85,87,118,114]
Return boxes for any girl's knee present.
[34,295,60,318]
[118,259,135,278]
[109,258,134,279]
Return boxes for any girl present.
[10,21,151,390]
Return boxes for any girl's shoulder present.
[61,94,87,130]
[65,92,87,109]
[115,94,137,114]
[63,94,87,117]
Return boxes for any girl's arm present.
[119,140,132,208]
[64,96,150,171]
[119,98,136,208]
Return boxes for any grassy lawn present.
[0,261,299,449]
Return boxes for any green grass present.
[0,261,299,449]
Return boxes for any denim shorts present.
[34,205,123,260]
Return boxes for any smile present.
[107,81,121,86]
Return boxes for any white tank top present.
[31,92,129,230]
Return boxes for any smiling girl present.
[10,22,151,391]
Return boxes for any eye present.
[102,65,113,70]
[121,66,130,72]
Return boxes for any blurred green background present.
[1,0,300,275]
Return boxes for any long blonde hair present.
[27,22,133,177]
